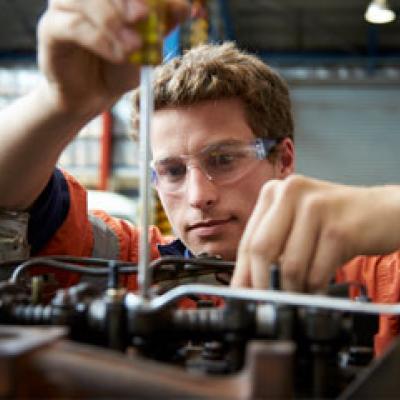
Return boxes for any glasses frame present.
[151,137,280,192]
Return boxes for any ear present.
[274,137,295,178]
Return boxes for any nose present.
[186,165,218,210]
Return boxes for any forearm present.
[0,84,96,210]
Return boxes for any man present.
[1,0,400,354]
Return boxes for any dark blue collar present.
[158,238,193,258]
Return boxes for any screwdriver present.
[130,0,165,300]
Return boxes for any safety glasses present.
[151,138,278,193]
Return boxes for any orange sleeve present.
[36,171,170,291]
[89,209,170,291]
[39,170,93,258]
[338,252,400,356]
[35,171,93,288]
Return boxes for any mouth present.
[187,217,234,233]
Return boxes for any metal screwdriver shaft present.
[138,65,153,300]
[130,0,165,300]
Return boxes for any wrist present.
[35,82,103,126]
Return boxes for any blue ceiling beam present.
[258,51,400,66]
[0,50,37,63]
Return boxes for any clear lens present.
[201,143,258,182]
[153,139,276,192]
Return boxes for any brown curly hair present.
[131,42,293,141]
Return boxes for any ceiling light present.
[365,0,396,24]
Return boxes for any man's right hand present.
[37,0,189,117]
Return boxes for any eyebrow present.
[153,139,249,164]
[202,139,246,151]
[153,156,183,165]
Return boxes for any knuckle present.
[248,238,265,257]
[111,0,125,10]
[280,175,307,198]
[301,193,324,216]
[117,46,131,59]
[322,225,347,247]
[90,34,104,51]
[248,236,280,260]
[101,12,120,32]
[66,13,82,31]
[307,272,327,293]
[282,258,303,284]
[259,179,278,200]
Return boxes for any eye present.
[156,160,186,182]
[212,152,236,166]
[206,147,248,171]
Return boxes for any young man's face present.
[151,98,294,261]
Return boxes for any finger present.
[231,235,259,288]
[52,0,147,54]
[52,0,149,24]
[247,177,316,289]
[280,197,321,292]
[39,10,125,63]
[235,180,298,289]
[306,226,346,293]
[230,251,251,288]
[244,207,282,289]
[231,181,277,288]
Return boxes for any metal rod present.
[138,65,154,300]
[148,284,400,315]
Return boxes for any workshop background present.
[0,0,400,229]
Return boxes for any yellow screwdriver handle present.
[129,0,165,65]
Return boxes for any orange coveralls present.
[35,171,400,356]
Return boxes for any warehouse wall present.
[291,83,400,185]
